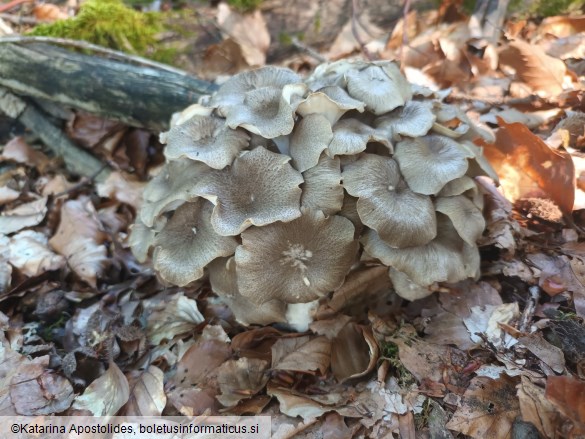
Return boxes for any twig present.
[0,87,111,182]
[0,13,39,25]
[0,0,31,14]
[351,0,374,60]
[0,35,200,82]
[402,0,412,48]
[518,286,540,333]
[290,36,327,63]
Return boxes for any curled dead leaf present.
[479,117,575,215]
[499,40,569,97]
[72,361,129,416]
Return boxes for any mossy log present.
[0,40,217,132]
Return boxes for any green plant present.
[29,0,162,56]
[226,0,264,13]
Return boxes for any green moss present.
[532,0,584,16]
[29,0,162,57]
[226,0,264,13]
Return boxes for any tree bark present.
[0,40,217,132]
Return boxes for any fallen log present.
[0,37,218,132]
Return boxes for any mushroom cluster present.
[131,60,498,323]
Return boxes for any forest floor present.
[0,1,585,438]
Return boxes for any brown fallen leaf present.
[8,230,65,277]
[216,3,270,67]
[0,137,49,169]
[538,15,585,38]
[518,376,560,438]
[0,343,28,415]
[146,292,204,345]
[499,39,568,97]
[121,365,166,416]
[10,355,74,415]
[271,335,330,375]
[0,197,47,235]
[480,117,575,215]
[66,112,125,150]
[545,375,585,427]
[97,171,145,210]
[446,375,520,439]
[49,196,108,287]
[331,323,378,382]
[33,3,68,21]
[165,338,231,416]
[71,361,130,416]
[216,357,269,408]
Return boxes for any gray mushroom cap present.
[153,199,239,287]
[163,115,250,169]
[235,209,359,304]
[342,154,436,248]
[128,216,166,263]
[140,160,208,227]
[388,267,435,301]
[207,67,306,139]
[361,214,480,287]
[374,100,436,141]
[394,134,474,195]
[345,64,411,115]
[208,257,287,325]
[301,155,344,215]
[194,146,303,236]
[296,86,366,125]
[327,118,392,157]
[209,66,303,108]
[435,195,486,245]
[289,113,333,172]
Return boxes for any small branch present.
[290,36,327,63]
[0,13,39,25]
[518,286,540,333]
[351,0,375,60]
[0,88,111,182]
[0,0,32,14]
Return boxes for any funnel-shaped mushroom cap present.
[388,267,434,301]
[208,257,287,325]
[301,155,344,215]
[163,115,250,169]
[394,135,473,195]
[460,142,499,183]
[207,67,305,139]
[432,102,495,142]
[221,84,306,138]
[327,118,392,157]
[306,59,367,89]
[435,196,485,245]
[153,199,239,287]
[339,193,363,238]
[140,160,209,227]
[374,100,436,141]
[342,154,436,248]
[345,64,410,115]
[362,214,480,287]
[438,176,477,197]
[168,103,213,128]
[128,216,166,263]
[296,86,365,125]
[194,146,303,236]
[289,113,333,172]
[235,209,358,304]
[209,66,302,108]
